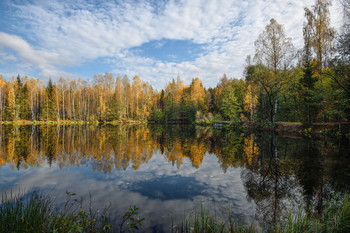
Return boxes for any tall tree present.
[244,57,259,122]
[0,76,6,121]
[189,77,206,111]
[165,77,184,119]
[304,0,335,72]
[338,0,350,62]
[159,90,165,113]
[114,75,125,120]
[132,75,142,119]
[304,0,335,121]
[219,84,242,121]
[5,82,16,121]
[299,11,321,123]
[320,0,350,121]
[41,79,57,121]
[254,18,294,126]
[122,75,131,119]
[15,75,24,119]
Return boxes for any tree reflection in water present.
[241,133,350,230]
[0,125,349,229]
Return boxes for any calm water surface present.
[0,125,349,232]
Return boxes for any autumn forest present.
[0,0,349,128]
[1,1,350,232]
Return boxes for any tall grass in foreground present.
[272,195,350,233]
[1,191,349,233]
[173,196,350,233]
[0,191,53,232]
[172,204,256,233]
[0,191,143,233]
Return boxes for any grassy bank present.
[0,119,146,126]
[272,196,350,233]
[1,191,349,232]
[171,204,256,233]
[0,191,143,233]
[173,196,350,233]
[0,120,97,125]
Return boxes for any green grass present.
[0,191,143,233]
[272,195,350,233]
[0,191,52,232]
[173,196,350,233]
[1,191,349,233]
[0,191,53,232]
[172,204,255,233]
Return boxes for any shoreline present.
[1,120,349,137]
[0,119,147,125]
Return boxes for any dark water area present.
[0,124,349,232]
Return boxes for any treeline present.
[0,73,236,124]
[0,0,349,125]
[0,74,156,122]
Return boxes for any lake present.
[0,124,349,232]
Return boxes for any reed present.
[172,204,255,233]
[174,196,350,233]
[272,195,350,233]
[1,191,349,232]
[0,191,143,233]
[0,191,53,232]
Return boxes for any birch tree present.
[304,0,335,72]
[254,18,294,127]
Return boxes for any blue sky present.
[0,0,342,89]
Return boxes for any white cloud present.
[0,0,343,88]
[0,32,76,80]
[0,51,17,62]
[0,152,257,231]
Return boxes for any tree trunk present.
[31,92,35,120]
[273,81,278,127]
[251,86,255,122]
[55,88,60,122]
[62,91,65,121]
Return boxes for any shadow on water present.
[0,124,349,231]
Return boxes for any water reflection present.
[0,125,349,231]
[0,125,249,172]
[241,133,350,230]
[0,125,156,172]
